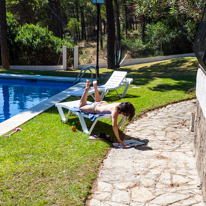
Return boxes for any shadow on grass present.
[103,94,140,102]
[148,77,196,93]
[101,57,198,89]
[65,116,115,135]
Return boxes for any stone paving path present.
[86,99,205,206]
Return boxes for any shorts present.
[93,101,108,113]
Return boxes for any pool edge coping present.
[0,73,77,82]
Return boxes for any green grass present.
[0,57,198,205]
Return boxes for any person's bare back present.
[94,102,120,115]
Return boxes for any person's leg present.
[79,79,91,108]
[93,80,101,102]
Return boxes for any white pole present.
[74,46,79,69]
[63,46,68,70]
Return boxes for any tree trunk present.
[48,0,56,35]
[105,0,115,69]
[19,0,23,26]
[114,0,120,42]
[142,15,146,43]
[99,9,103,50]
[0,0,10,69]
[55,0,62,38]
[135,16,137,30]
[80,7,86,40]
[75,0,79,21]
[114,0,121,68]
[130,15,132,30]
[103,19,106,35]
[124,5,128,36]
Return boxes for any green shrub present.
[2,14,73,65]
[15,24,73,65]
[121,34,155,58]
[145,17,194,55]
[120,16,195,59]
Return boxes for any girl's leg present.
[93,81,101,102]
[79,79,91,108]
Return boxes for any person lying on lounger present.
[79,79,135,146]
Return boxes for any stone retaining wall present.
[194,100,206,201]
[194,66,206,201]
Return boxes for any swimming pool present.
[0,78,72,123]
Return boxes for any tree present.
[105,0,115,69]
[6,0,41,25]
[145,21,169,54]
[135,0,205,50]
[135,0,205,21]
[0,0,10,69]
[114,0,121,68]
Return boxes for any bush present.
[121,33,155,58]
[145,17,194,55]
[1,14,73,65]
[14,24,73,65]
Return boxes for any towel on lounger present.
[70,107,104,121]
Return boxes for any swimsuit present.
[93,101,108,113]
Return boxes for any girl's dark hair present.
[118,101,135,121]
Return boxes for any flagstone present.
[111,189,130,204]
[150,193,190,205]
[131,187,155,202]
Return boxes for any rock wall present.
[194,66,206,201]
[194,100,206,200]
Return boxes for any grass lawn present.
[0,57,198,205]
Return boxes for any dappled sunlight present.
[122,57,198,77]
[116,57,198,87]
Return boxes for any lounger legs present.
[100,90,106,100]
[56,105,99,135]
[56,105,67,123]
[100,84,130,100]
[121,83,130,98]
[77,113,89,134]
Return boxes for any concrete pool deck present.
[0,74,87,136]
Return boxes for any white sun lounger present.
[68,71,133,100]
[55,100,127,135]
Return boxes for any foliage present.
[14,24,72,65]
[145,21,168,55]
[121,34,153,58]
[135,0,205,52]
[135,0,205,21]
[0,12,18,65]
[67,18,81,34]
[121,16,193,58]
[66,18,81,43]
[6,12,18,47]
[145,18,193,55]
[2,13,73,65]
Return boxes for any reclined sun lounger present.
[68,71,133,100]
[55,100,127,135]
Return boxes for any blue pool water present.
[0,78,72,123]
